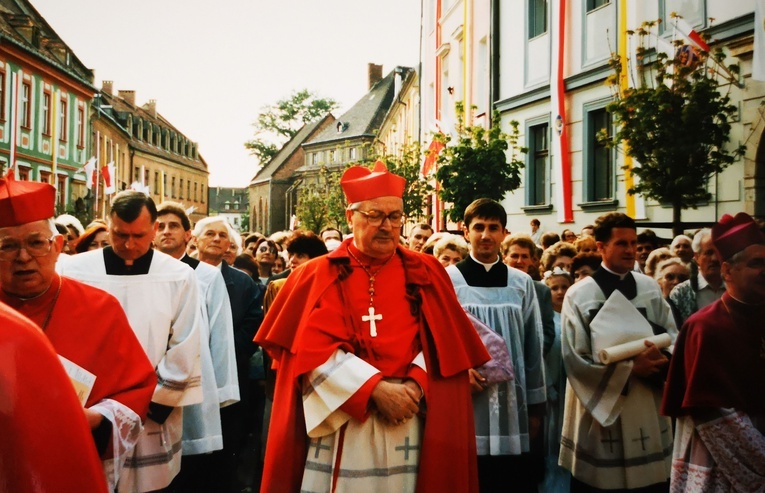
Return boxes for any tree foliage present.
[376,142,434,222]
[606,19,745,234]
[436,103,526,224]
[295,165,346,233]
[244,89,338,165]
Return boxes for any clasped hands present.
[631,340,669,378]
[370,379,422,426]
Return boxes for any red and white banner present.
[674,17,710,52]
[83,157,97,190]
[421,137,445,176]
[551,0,573,223]
[102,162,115,195]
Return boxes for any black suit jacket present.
[221,261,264,359]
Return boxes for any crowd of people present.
[1,163,763,493]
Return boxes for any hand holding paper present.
[597,333,672,365]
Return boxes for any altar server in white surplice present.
[560,212,677,493]
[60,191,203,493]
[447,198,546,493]
[154,202,240,493]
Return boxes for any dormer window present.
[336,122,348,133]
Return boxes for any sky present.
[31,0,422,187]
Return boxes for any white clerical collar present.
[471,253,500,272]
[601,262,631,280]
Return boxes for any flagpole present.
[8,72,19,176]
[95,130,100,216]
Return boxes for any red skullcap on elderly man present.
[340,161,406,203]
[711,212,765,261]
[0,175,56,228]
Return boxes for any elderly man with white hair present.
[669,234,694,263]
[192,216,265,492]
[669,228,726,325]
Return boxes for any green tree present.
[244,90,338,165]
[375,142,433,222]
[436,103,526,224]
[295,165,346,233]
[606,19,745,235]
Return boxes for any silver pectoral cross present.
[362,306,383,337]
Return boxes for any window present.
[21,82,31,128]
[76,107,84,147]
[584,106,614,202]
[163,173,167,197]
[154,171,159,193]
[59,98,67,141]
[528,0,547,39]
[0,71,5,120]
[526,121,549,206]
[57,175,66,208]
[39,170,51,184]
[194,183,198,202]
[18,167,29,181]
[187,181,190,200]
[201,184,205,203]
[586,0,609,11]
[349,147,357,161]
[41,92,51,135]
[171,177,176,198]
[661,0,705,31]
[179,178,183,199]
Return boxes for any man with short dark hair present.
[448,199,545,493]
[155,202,239,492]
[0,178,156,492]
[636,229,659,273]
[662,212,765,492]
[560,212,677,492]
[60,191,203,492]
[407,222,433,252]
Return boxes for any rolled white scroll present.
[597,333,672,365]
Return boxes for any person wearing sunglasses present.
[253,238,278,284]
[255,161,489,492]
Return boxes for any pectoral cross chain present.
[362,306,383,337]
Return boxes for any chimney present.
[118,90,136,107]
[368,63,383,90]
[145,99,157,118]
[102,80,113,95]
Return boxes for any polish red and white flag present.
[674,17,710,52]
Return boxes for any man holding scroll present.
[559,212,678,492]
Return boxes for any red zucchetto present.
[0,174,56,228]
[711,212,765,261]
[340,161,406,203]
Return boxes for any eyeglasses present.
[352,209,405,227]
[257,245,276,254]
[664,273,689,282]
[0,235,56,261]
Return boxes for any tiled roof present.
[250,113,334,184]
[0,0,94,89]
[99,90,208,173]
[306,67,411,147]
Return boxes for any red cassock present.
[255,241,490,493]
[0,300,108,493]
[0,275,156,420]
